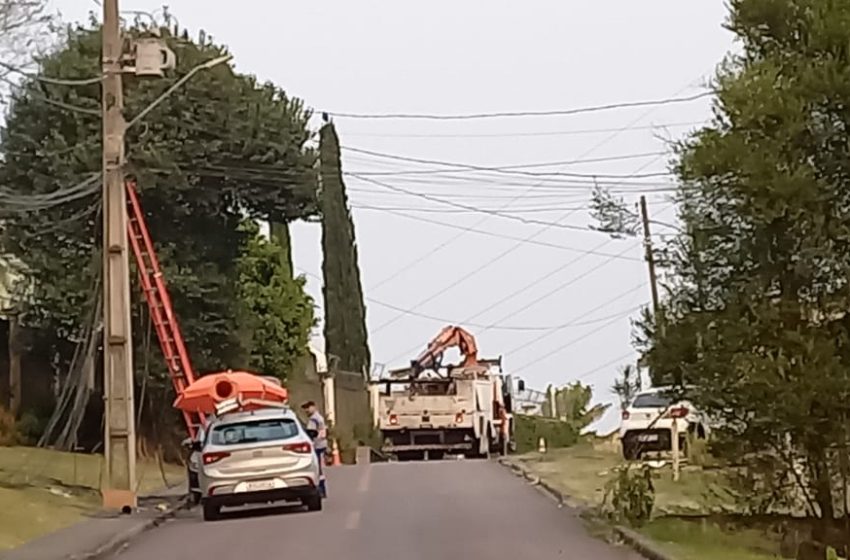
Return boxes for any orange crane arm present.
[411,325,479,374]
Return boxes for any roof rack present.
[214,396,290,416]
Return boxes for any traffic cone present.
[538,437,547,454]
[330,439,342,466]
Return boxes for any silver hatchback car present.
[196,406,322,521]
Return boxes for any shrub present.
[603,464,655,527]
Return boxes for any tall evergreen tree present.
[319,122,370,374]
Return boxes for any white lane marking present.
[345,510,361,530]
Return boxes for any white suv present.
[195,406,322,521]
[618,386,710,461]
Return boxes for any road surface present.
[112,460,643,560]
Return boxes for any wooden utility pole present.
[101,0,137,511]
[639,195,660,318]
[8,311,21,417]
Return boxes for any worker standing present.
[301,401,328,498]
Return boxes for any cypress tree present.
[319,122,371,374]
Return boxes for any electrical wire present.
[298,268,642,332]
[342,145,671,180]
[0,61,104,85]
[353,206,645,259]
[347,150,667,177]
[342,121,706,139]
[328,91,712,120]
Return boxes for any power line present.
[571,351,637,383]
[0,61,104,85]
[342,145,670,180]
[369,202,590,334]
[328,91,712,120]
[511,307,638,374]
[299,268,641,332]
[353,206,646,258]
[351,174,597,233]
[342,121,706,139]
[347,150,667,177]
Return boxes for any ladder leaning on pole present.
[124,179,205,439]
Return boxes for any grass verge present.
[0,446,184,551]
[641,518,779,560]
[512,443,783,559]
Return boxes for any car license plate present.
[638,434,659,442]
[244,479,277,492]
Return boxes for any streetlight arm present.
[126,54,233,130]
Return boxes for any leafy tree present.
[543,382,609,432]
[319,121,370,374]
[0,17,317,379]
[612,363,642,412]
[635,0,850,522]
[237,221,315,381]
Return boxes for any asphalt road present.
[111,460,643,560]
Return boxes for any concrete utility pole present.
[101,0,137,511]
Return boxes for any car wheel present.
[304,492,323,512]
[202,502,221,521]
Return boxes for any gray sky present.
[52,0,734,430]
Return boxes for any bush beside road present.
[0,446,184,550]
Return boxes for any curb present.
[72,494,191,560]
[613,526,677,560]
[498,457,675,560]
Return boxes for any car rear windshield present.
[631,392,674,409]
[210,418,299,446]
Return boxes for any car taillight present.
[283,442,313,454]
[202,451,230,465]
[669,406,689,419]
[389,414,398,425]
[455,411,465,423]
[621,410,630,420]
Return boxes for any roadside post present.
[669,405,688,482]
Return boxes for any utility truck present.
[369,326,524,460]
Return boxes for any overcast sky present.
[51,0,735,431]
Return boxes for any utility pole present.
[101,0,137,511]
[639,195,660,318]
[640,195,664,335]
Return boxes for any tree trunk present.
[8,313,21,417]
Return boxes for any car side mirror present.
[517,379,526,392]
[305,428,318,439]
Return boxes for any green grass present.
[514,442,738,515]
[641,518,780,560]
[0,446,185,551]
[511,443,785,559]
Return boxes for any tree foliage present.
[611,364,642,412]
[543,382,610,432]
[635,0,850,520]
[319,121,370,374]
[0,18,318,377]
[237,221,315,381]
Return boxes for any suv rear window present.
[631,392,673,409]
[210,418,299,445]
